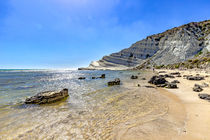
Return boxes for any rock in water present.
[131,75,138,79]
[78,77,86,80]
[25,89,69,104]
[100,74,106,79]
[108,78,121,86]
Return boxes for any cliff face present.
[85,20,210,70]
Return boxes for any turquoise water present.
[0,69,143,139]
[0,69,133,106]
[0,69,182,140]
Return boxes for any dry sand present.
[156,69,210,140]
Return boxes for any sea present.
[0,69,182,139]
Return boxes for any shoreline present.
[156,69,210,140]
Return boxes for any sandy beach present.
[156,69,210,140]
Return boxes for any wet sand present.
[115,73,186,140]
[156,69,210,140]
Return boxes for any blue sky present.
[0,0,209,69]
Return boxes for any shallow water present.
[0,70,183,139]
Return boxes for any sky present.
[0,0,210,69]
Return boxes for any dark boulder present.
[141,78,146,80]
[92,77,96,79]
[78,77,86,80]
[108,78,120,86]
[100,74,106,79]
[25,89,69,104]
[131,75,138,79]
[148,76,167,85]
[193,84,203,92]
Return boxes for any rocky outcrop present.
[25,89,69,104]
[82,20,210,70]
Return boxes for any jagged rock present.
[108,78,121,86]
[193,84,203,92]
[131,75,138,79]
[78,77,86,80]
[171,80,180,83]
[187,76,204,81]
[148,76,167,85]
[25,89,69,104]
[198,93,210,100]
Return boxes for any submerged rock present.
[78,77,86,80]
[193,84,203,92]
[131,75,138,79]
[25,89,69,104]
[108,78,120,86]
